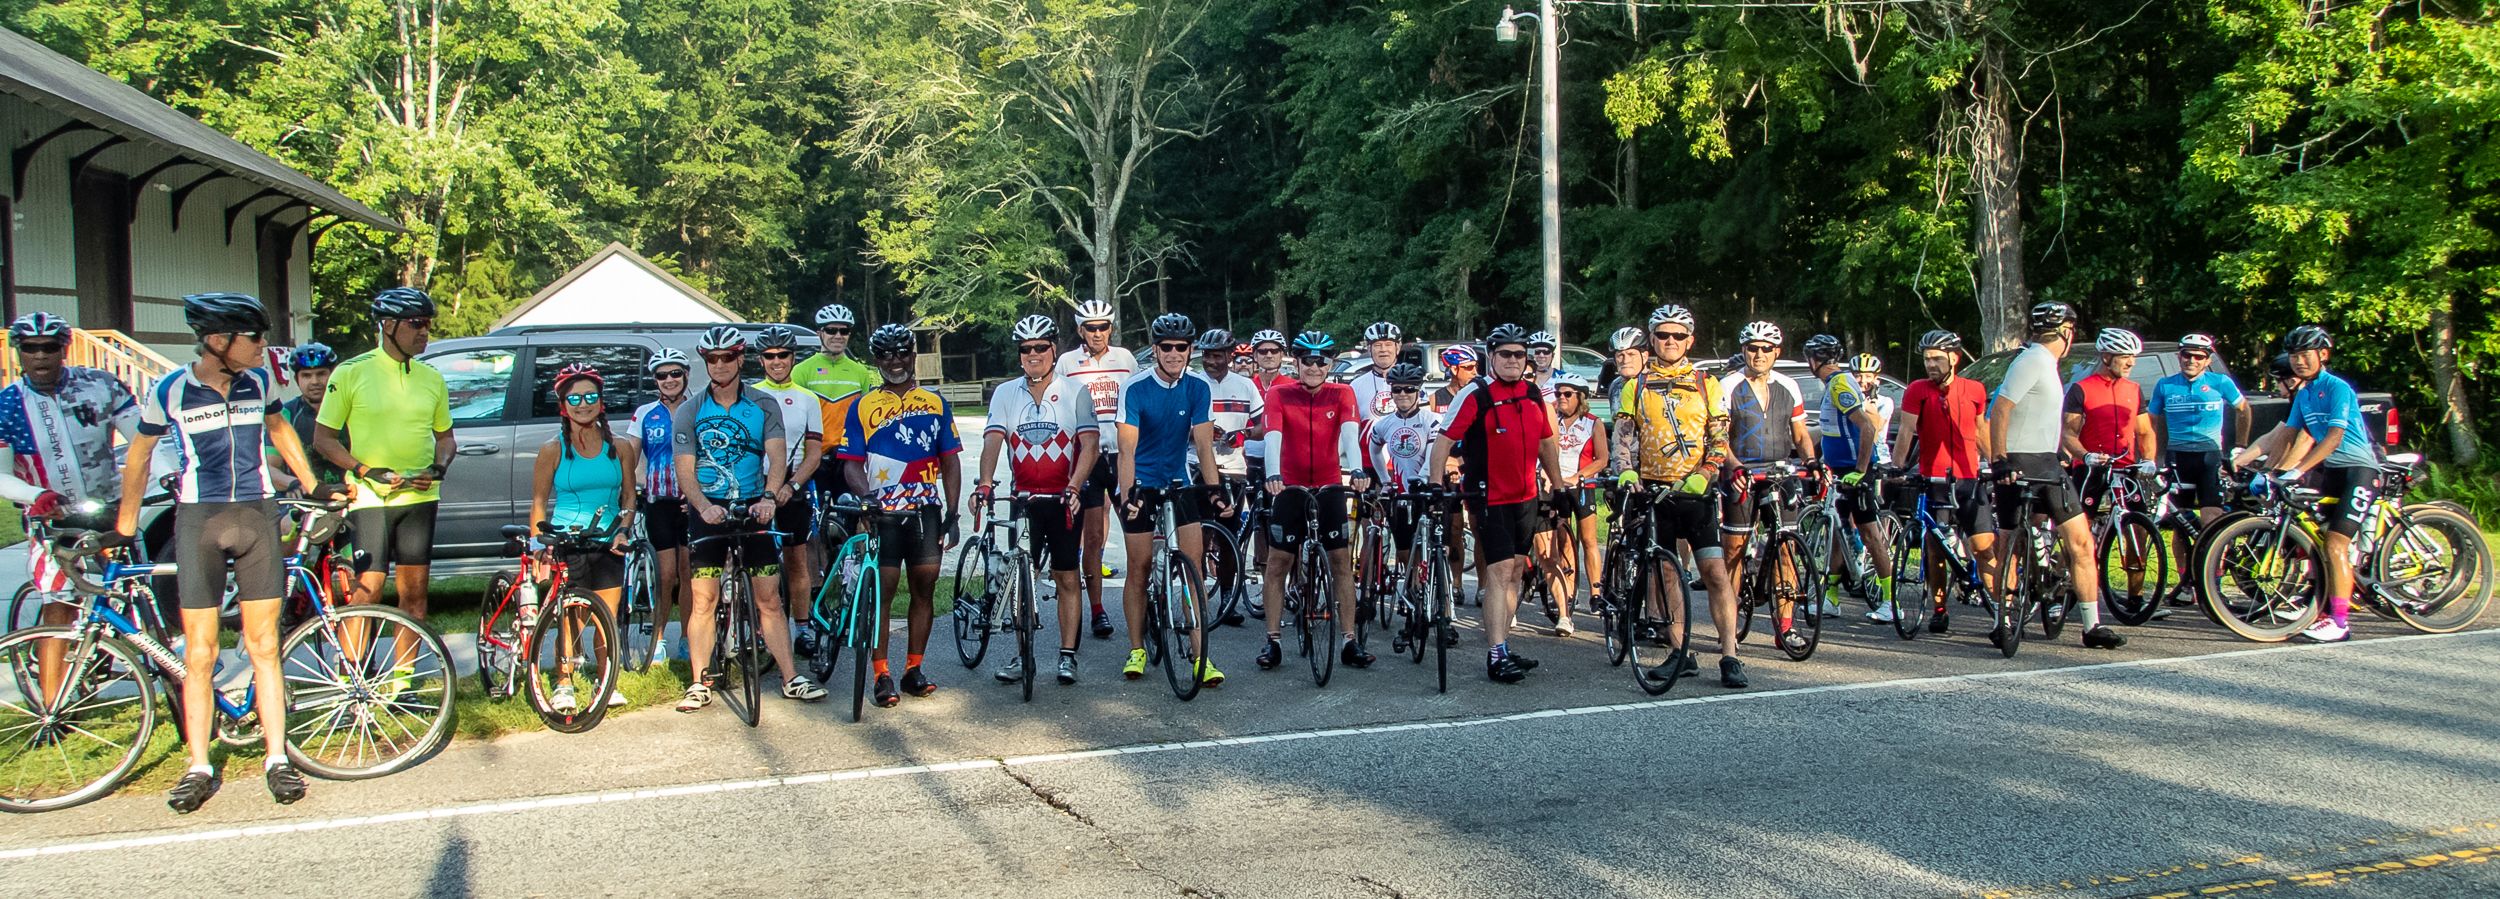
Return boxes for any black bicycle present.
[1198,479,1258,628]
[1995,473,2079,657]
[686,510,787,727]
[1272,486,1354,687]
[1397,488,1470,692]
[1129,484,1216,701]
[1600,482,1695,696]
[958,491,1053,702]
[1729,462,1820,660]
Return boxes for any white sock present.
[2077,601,2102,631]
[187,763,213,776]
[264,756,286,772]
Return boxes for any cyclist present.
[2150,332,2250,527]
[0,312,140,713]
[268,343,345,492]
[1432,344,1478,414]
[752,325,828,638]
[1241,329,1291,488]
[528,363,639,711]
[1256,330,1370,671]
[1539,371,1608,636]
[1990,301,2125,650]
[1056,299,1135,640]
[673,325,825,712]
[797,304,876,518]
[837,324,965,706]
[1888,330,1996,633]
[1349,322,1403,422]
[1611,305,1743,687]
[2232,325,2378,644]
[634,349,694,663]
[1366,361,1439,571]
[1115,313,1229,685]
[1716,321,1813,615]
[1818,346,1899,624]
[314,286,454,626]
[1196,327,1264,494]
[979,315,1101,686]
[1527,331,1560,405]
[2064,327,2159,612]
[114,292,333,811]
[1606,326,1648,401]
[1429,324,1569,683]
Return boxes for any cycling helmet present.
[289,342,340,371]
[646,348,691,373]
[814,304,856,328]
[2179,332,2217,353]
[369,286,436,321]
[1917,329,1964,354]
[1072,299,1116,325]
[1484,323,1531,352]
[1848,353,1883,374]
[1233,343,1253,359]
[1386,362,1427,385]
[2269,352,2295,382]
[696,325,747,353]
[1737,321,1783,347]
[2096,328,2143,356]
[753,324,801,351]
[1802,333,1844,362]
[2028,301,2076,333]
[1441,344,1479,367]
[1195,328,1233,351]
[1553,372,1594,395]
[1148,313,1196,342]
[1291,330,1336,357]
[1249,329,1286,349]
[868,323,917,357]
[552,361,604,394]
[1363,322,1402,343]
[183,292,271,335]
[1525,330,1557,350]
[1648,304,1695,328]
[1010,314,1058,342]
[2283,324,2332,352]
[1609,326,1646,352]
[8,312,69,341]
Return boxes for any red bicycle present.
[478,517,625,733]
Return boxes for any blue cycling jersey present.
[1118,369,1212,487]
[2150,371,2243,454]
[2288,370,2377,470]
[1821,374,1869,470]
[138,366,275,504]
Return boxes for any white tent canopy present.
[494,242,744,329]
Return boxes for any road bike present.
[1728,462,1819,660]
[687,512,787,727]
[2073,460,2176,627]
[1387,490,1461,692]
[1796,462,1881,613]
[1129,483,1215,701]
[2197,452,2491,642]
[477,515,624,733]
[1885,476,2002,644]
[813,501,909,721]
[1198,479,1258,628]
[616,517,659,673]
[1602,482,1696,696]
[1994,474,2080,657]
[955,492,1053,702]
[1273,486,1353,687]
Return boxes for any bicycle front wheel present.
[716,577,760,728]
[951,535,997,668]
[2101,512,2170,627]
[620,545,657,673]
[1301,555,1337,688]
[282,605,456,780]
[1993,528,2035,658]
[1887,522,1927,640]
[1157,553,1206,701]
[0,628,157,813]
[1630,555,1693,696]
[525,587,619,734]
[1202,525,1248,627]
[1769,532,1821,660]
[1016,568,1039,703]
[2199,515,2322,642]
[2377,505,2492,633]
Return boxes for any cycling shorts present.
[1082,454,1119,509]
[555,547,624,592]
[1267,488,1351,553]
[644,498,688,552]
[1914,478,1996,536]
[347,501,438,573]
[773,487,817,543]
[1643,489,1724,559]
[1022,496,1081,573]
[1468,497,1540,566]
[2309,465,2382,538]
[872,506,946,568]
[2169,450,2226,510]
[687,502,781,579]
[1384,495,1423,551]
[176,500,283,608]
[1120,486,1204,536]
[1835,476,1883,527]
[1994,452,2084,527]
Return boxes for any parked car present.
[1962,341,2400,453]
[1326,339,1611,413]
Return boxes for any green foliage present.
[2419,460,2500,526]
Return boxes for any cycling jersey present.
[0,366,138,505]
[1899,376,1988,479]
[1993,343,2065,455]
[1613,360,1729,483]
[794,352,876,404]
[548,437,623,529]
[1821,373,1873,470]
[1117,369,1211,487]
[673,387,784,501]
[2063,371,2144,460]
[139,366,277,504]
[1867,393,1896,467]
[838,385,962,510]
[984,376,1093,495]
[1192,371,1263,478]
[753,379,826,473]
[316,350,451,509]
[271,396,345,487]
[2288,370,2378,470]
[2150,370,2244,453]
[1441,377,1554,506]
[1263,380,1358,489]
[1348,366,1397,422]
[633,398,685,499]
[1055,346,1138,447]
[1366,407,1438,489]
[1717,371,1805,466]
[1555,413,1599,474]
[1241,370,1288,464]
[1431,378,1474,415]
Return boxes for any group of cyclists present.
[0,283,2408,813]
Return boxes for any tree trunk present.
[2429,299,2481,464]
[1970,36,2029,352]
[1270,285,1289,334]
[1090,156,1118,317]
[1616,139,1639,324]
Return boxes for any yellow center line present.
[1969,820,2500,898]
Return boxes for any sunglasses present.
[1531,347,1554,354]
[2181,352,2212,361]
[1256,347,1284,354]
[14,342,64,355]
[1297,356,1330,367]
[1155,342,1192,353]
[1391,386,1422,395]
[1493,349,1529,360]
[1743,344,1777,354]
[653,369,687,380]
[875,351,915,361]
[564,392,602,406]
[760,350,795,361]
[1079,323,1111,333]
[701,352,742,364]
[1018,343,1056,356]
[393,318,435,331]
[1652,330,1692,343]
[819,326,851,336]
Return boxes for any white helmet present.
[696,325,747,353]
[2097,328,2143,356]
[1010,315,1058,342]
[1249,329,1286,348]
[814,304,855,328]
[1526,330,1557,349]
[1363,321,1402,343]
[1072,300,1116,325]
[1648,303,1695,328]
[645,348,690,373]
[1609,326,1646,352]
[1737,321,1783,347]
[2179,332,2217,353]
[1553,372,1594,395]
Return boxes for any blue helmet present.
[1291,330,1336,357]
[289,342,340,371]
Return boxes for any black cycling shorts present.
[1644,490,1724,560]
[1836,477,1884,527]
[644,498,688,552]
[1994,452,2084,527]
[176,500,282,608]
[347,501,438,573]
[687,502,780,578]
[1267,488,1351,553]
[1083,453,1120,508]
[1121,486,1204,535]
[2310,465,2382,538]
[1384,494,1423,551]
[1914,477,1996,536]
[1023,496,1081,573]
[871,506,946,568]
[773,486,817,543]
[555,547,624,592]
[2169,450,2226,510]
[1469,497,1540,566]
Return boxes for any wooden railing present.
[0,329,183,396]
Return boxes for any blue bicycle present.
[1884,476,2003,645]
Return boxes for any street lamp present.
[1495,1,1564,341]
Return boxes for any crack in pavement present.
[1001,765,1224,898]
[1351,873,1417,898]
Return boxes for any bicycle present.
[686,511,788,728]
[1272,486,1352,687]
[1885,476,2001,645]
[617,517,659,673]
[1994,473,2081,657]
[955,492,1053,702]
[2073,461,2175,628]
[1352,489,1403,655]
[1728,462,1820,660]
[812,500,909,722]
[1600,482,1696,696]
[476,515,625,733]
[1397,488,1470,692]
[0,500,456,813]
[1198,479,1258,629]
[1129,483,1215,701]
[2198,453,2492,642]
[1796,462,1881,613]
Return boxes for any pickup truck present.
[1962,340,2401,453]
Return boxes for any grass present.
[0,499,20,548]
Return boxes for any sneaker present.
[379,664,418,703]
[1105,563,1124,579]
[1256,637,1283,670]
[900,666,937,697]
[994,656,1026,684]
[1929,611,1950,635]
[2148,606,2175,621]
[606,689,628,708]
[1554,617,1575,638]
[1719,657,1750,689]
[549,684,580,714]
[874,674,901,707]
[675,683,712,712]
[1197,658,1225,686]
[1778,628,1810,654]
[2165,587,2199,608]
[1864,603,1897,623]
[1643,653,1697,683]
[1488,655,1530,684]
[167,770,221,814]
[1091,610,1115,638]
[1056,654,1079,685]
[1508,652,1541,672]
[2294,618,2350,644]
[2081,625,2128,650]
[1121,648,1148,679]
[782,675,829,701]
[1340,639,1376,669]
[265,762,308,805]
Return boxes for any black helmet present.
[2028,301,2076,334]
[1483,323,1530,352]
[1195,328,1233,351]
[2282,325,2332,352]
[868,323,916,357]
[1803,334,1843,362]
[753,324,801,351]
[370,286,436,321]
[1917,330,1963,354]
[183,292,271,336]
[1386,362,1426,385]
[289,342,340,371]
[1149,313,1196,342]
[2270,352,2296,382]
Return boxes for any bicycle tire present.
[850,556,881,723]
[1202,525,1248,627]
[1302,547,1337,688]
[951,535,996,668]
[5,582,38,634]
[620,544,656,673]
[475,572,520,700]
[2101,512,2170,627]
[1599,544,1636,667]
[1434,550,1454,694]
[1400,550,1431,666]
[1017,566,1038,703]
[1769,532,1820,660]
[2199,515,2321,642]
[1995,527,2035,658]
[715,575,759,728]
[1159,552,1206,701]
[2031,526,2075,642]
[0,628,157,813]
[2377,505,2492,633]
[525,587,618,734]
[1630,553,1692,697]
[282,604,456,780]
[1887,520,1927,640]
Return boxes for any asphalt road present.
[3,582,2496,898]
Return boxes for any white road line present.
[4,628,2491,861]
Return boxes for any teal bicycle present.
[809,500,908,722]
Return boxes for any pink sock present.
[2328,595,2351,627]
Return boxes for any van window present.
[435,348,516,423]
[530,344,654,419]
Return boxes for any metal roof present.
[0,25,401,231]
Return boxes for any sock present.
[188,763,214,776]
[1091,601,1106,615]
[1489,641,1509,664]
[873,658,891,678]
[264,756,285,772]
[1267,631,1282,642]
[906,653,924,671]
[2328,595,2352,627]
[1776,615,1792,631]
[1060,648,1077,659]
[2077,600,2102,631]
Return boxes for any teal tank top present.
[550,434,623,529]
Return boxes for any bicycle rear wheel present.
[1599,546,1637,667]
[1888,523,1927,639]
[282,605,456,779]
[2101,512,2170,627]
[850,559,882,723]
[620,544,657,673]
[1629,555,1693,696]
[2199,515,2320,642]
[1995,528,2036,658]
[525,587,619,734]
[0,629,156,813]
[476,573,520,700]
[1433,552,1454,693]
[2377,505,2492,633]
[4,582,39,634]
[1768,532,1820,660]
[1016,568,1038,703]
[951,535,996,668]
[1158,553,1206,701]
[1300,554,1337,688]
[716,576,760,728]
[1202,525,1248,627]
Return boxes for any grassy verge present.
[0,499,20,548]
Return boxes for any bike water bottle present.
[515,576,541,622]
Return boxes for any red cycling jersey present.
[1261,380,1358,488]
[1438,377,1553,506]
[1900,377,1987,479]
[2062,371,2144,460]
